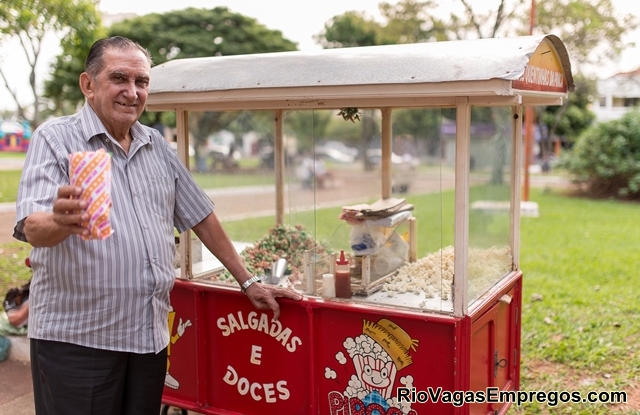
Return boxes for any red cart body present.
[163,272,521,415]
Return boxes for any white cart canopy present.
[147,34,573,111]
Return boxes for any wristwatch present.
[240,275,262,294]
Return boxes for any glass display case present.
[150,35,573,415]
[173,105,519,314]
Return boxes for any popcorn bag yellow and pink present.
[69,149,114,240]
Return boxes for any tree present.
[314,11,383,49]
[445,0,529,40]
[559,110,640,199]
[315,0,446,48]
[534,0,637,71]
[106,7,296,65]
[379,0,448,43]
[44,19,106,118]
[538,73,596,154]
[0,0,102,128]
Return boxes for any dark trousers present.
[31,338,167,415]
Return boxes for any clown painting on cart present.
[326,318,420,415]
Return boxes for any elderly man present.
[13,36,301,415]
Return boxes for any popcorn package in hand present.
[69,149,114,240]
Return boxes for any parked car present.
[314,140,359,163]
[365,148,419,167]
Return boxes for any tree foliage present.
[535,0,637,70]
[0,0,102,127]
[379,0,448,43]
[314,11,383,48]
[559,110,640,200]
[445,0,529,39]
[539,73,596,154]
[44,16,106,117]
[43,6,298,146]
[316,0,446,48]
[106,7,296,65]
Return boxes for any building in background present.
[593,68,640,122]
[0,119,31,152]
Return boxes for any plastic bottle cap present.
[336,249,349,265]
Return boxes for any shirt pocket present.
[143,174,175,219]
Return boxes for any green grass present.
[0,170,22,203]
[513,189,640,414]
[0,242,32,297]
[0,152,26,159]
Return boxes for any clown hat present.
[362,318,419,370]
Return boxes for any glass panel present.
[468,107,514,304]
[175,107,457,314]
[363,108,454,313]
[176,110,278,285]
[286,109,384,295]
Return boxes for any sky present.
[1,0,639,113]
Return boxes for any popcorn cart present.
[147,35,573,415]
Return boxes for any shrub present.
[559,110,640,199]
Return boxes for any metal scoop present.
[271,258,288,284]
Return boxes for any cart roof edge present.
[147,34,573,110]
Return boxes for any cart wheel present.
[160,405,188,415]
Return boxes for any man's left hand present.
[244,283,302,321]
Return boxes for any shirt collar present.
[80,102,151,146]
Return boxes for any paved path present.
[0,358,34,415]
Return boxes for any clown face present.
[353,354,397,399]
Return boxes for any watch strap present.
[241,275,262,294]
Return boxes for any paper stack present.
[340,198,413,224]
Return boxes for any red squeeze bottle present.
[334,250,352,298]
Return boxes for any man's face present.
[83,47,150,133]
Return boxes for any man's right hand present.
[24,185,90,247]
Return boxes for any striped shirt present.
[13,103,214,354]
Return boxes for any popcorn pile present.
[382,245,512,299]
